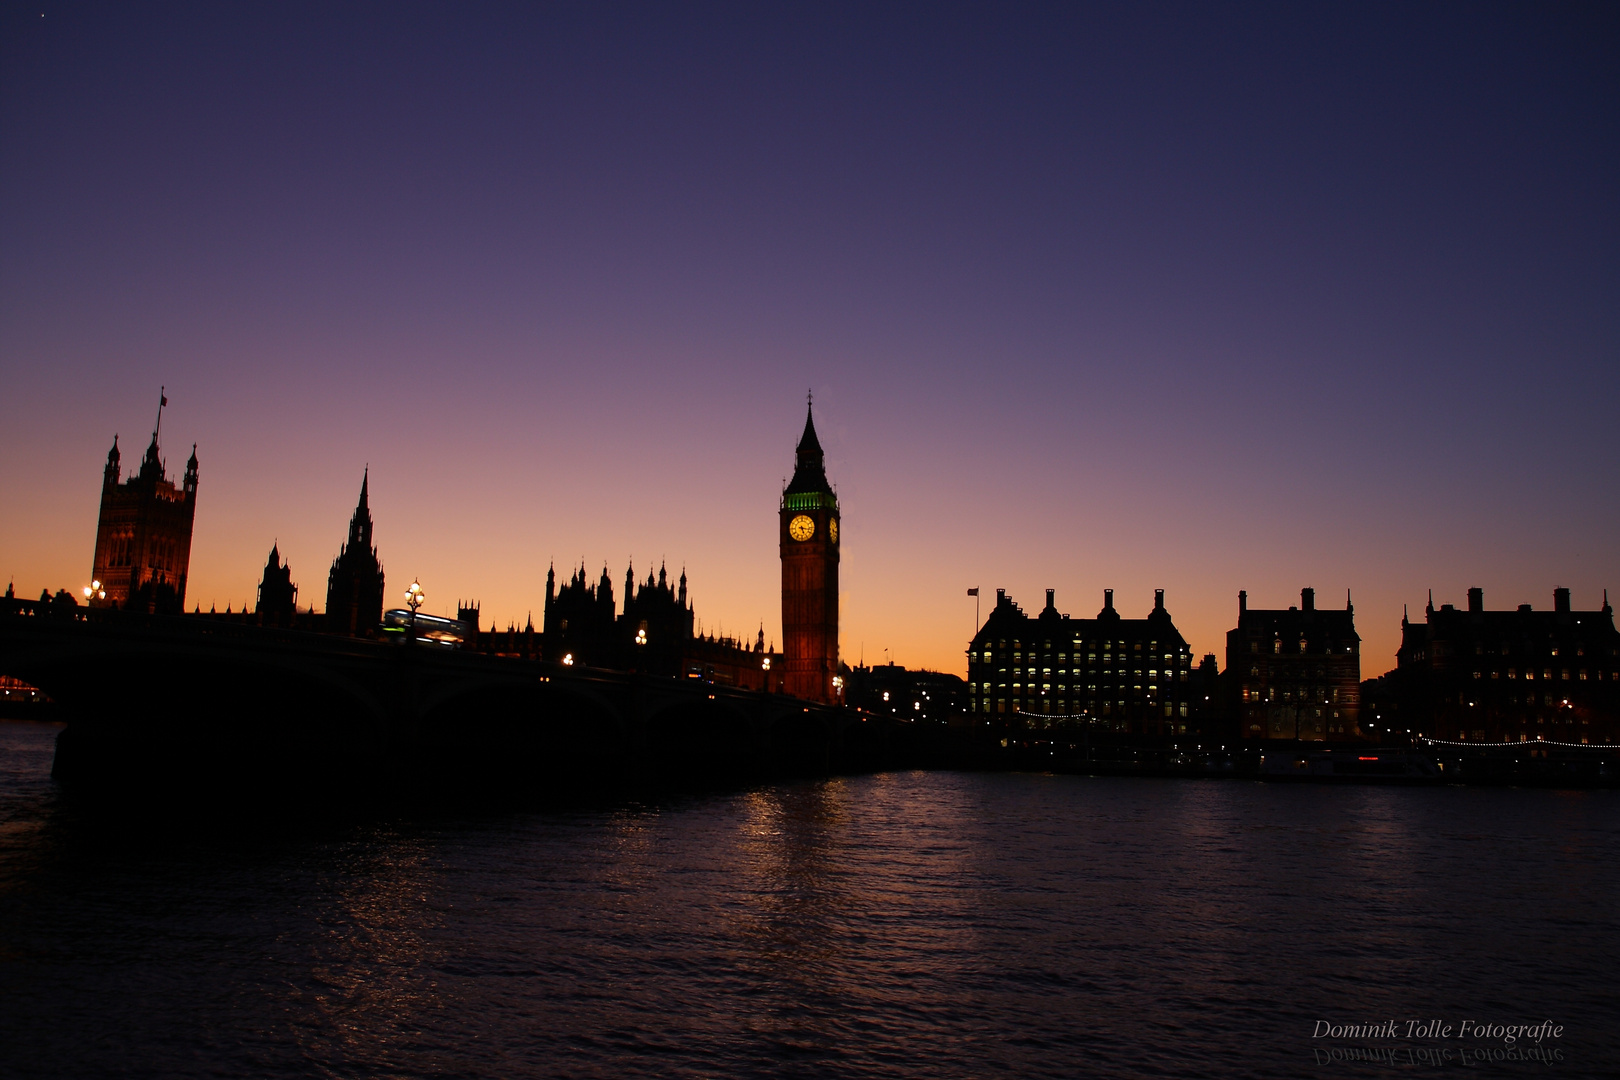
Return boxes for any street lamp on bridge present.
[405,579,424,643]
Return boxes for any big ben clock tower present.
[780,400,840,703]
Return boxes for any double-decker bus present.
[381,609,470,648]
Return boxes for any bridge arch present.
[644,695,762,781]
[414,676,629,789]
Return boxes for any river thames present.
[0,720,1614,1078]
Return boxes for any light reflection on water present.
[0,720,1616,1078]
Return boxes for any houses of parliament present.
[77,395,844,703]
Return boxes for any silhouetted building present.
[969,588,1197,737]
[1229,588,1362,742]
[1187,652,1229,740]
[90,395,198,614]
[844,662,965,724]
[780,402,840,703]
[539,558,779,687]
[457,600,481,634]
[1391,587,1619,744]
[620,561,695,672]
[543,562,618,665]
[486,614,540,660]
[255,544,297,626]
[326,471,385,636]
[682,626,780,691]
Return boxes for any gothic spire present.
[344,468,374,551]
[785,398,834,496]
[796,398,823,462]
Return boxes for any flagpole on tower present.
[153,386,167,440]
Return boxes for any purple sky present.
[3,2,1616,674]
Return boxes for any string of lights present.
[1013,710,1111,722]
[1418,736,1611,750]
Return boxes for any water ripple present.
[0,724,1615,1077]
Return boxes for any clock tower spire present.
[780,398,840,703]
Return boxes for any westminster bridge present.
[0,600,910,794]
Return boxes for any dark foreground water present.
[1,721,1616,1079]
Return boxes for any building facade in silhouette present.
[968,588,1197,737]
[325,471,385,635]
[1392,588,1618,744]
[540,559,779,689]
[1228,588,1362,741]
[844,662,966,725]
[255,544,298,626]
[619,560,696,671]
[90,398,198,614]
[543,562,620,664]
[779,403,840,703]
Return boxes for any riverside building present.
[88,396,199,615]
[325,471,385,636]
[1228,588,1362,742]
[1393,588,1619,744]
[967,588,1196,738]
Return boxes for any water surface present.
[1,720,1614,1077]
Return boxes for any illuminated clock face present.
[788,514,815,541]
[829,518,839,544]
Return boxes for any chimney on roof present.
[1468,587,1483,613]
[1239,589,1247,616]
[996,588,1006,605]
[1301,587,1314,612]
[1554,587,1571,614]
[1046,588,1055,608]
